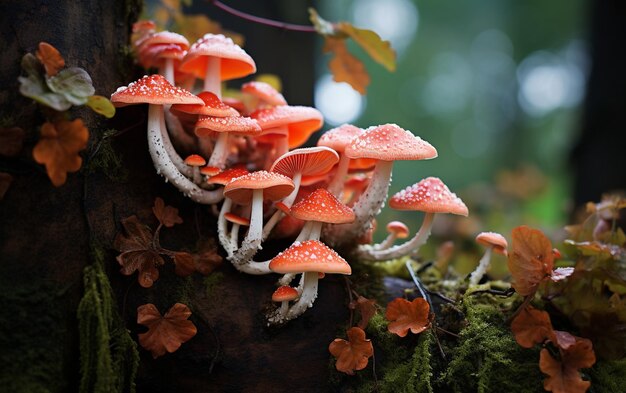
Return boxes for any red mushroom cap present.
[345,124,437,161]
[206,166,249,186]
[242,81,287,106]
[171,91,240,118]
[270,147,339,178]
[139,31,189,51]
[269,240,352,275]
[386,221,410,239]
[251,106,323,149]
[200,166,221,176]
[224,212,251,226]
[389,177,469,216]
[195,115,261,137]
[475,232,508,255]
[110,74,203,107]
[184,154,206,167]
[317,124,363,153]
[223,171,294,205]
[272,286,299,302]
[289,188,355,224]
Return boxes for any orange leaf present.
[114,216,164,288]
[510,306,554,348]
[385,297,430,337]
[539,337,596,393]
[328,327,374,375]
[152,197,183,228]
[137,303,197,358]
[173,252,195,277]
[324,37,370,95]
[36,42,65,77]
[350,296,377,330]
[32,119,89,187]
[508,226,554,296]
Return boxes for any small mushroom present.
[468,232,508,286]
[271,285,299,320]
[375,221,410,250]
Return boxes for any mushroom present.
[375,221,410,250]
[290,188,355,242]
[268,239,351,323]
[137,31,189,83]
[357,177,468,261]
[110,75,223,204]
[468,232,508,286]
[317,123,365,198]
[183,154,206,184]
[241,81,287,113]
[271,285,299,320]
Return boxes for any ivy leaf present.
[539,337,595,393]
[324,37,370,95]
[508,226,554,296]
[0,127,25,157]
[137,303,197,358]
[32,119,89,186]
[86,95,116,118]
[46,67,95,105]
[336,22,396,72]
[152,197,183,228]
[36,42,65,77]
[328,327,374,375]
[349,295,377,329]
[510,306,554,348]
[385,297,431,337]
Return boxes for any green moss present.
[77,247,138,393]
[85,129,128,182]
[589,358,626,392]
[203,272,224,298]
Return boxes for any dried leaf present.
[46,67,95,105]
[510,306,553,348]
[192,240,223,275]
[349,296,377,329]
[152,197,183,228]
[539,337,596,393]
[114,216,164,288]
[173,252,195,277]
[385,297,430,337]
[0,127,25,157]
[36,42,65,77]
[324,37,370,95]
[137,303,197,358]
[508,226,554,296]
[328,327,374,375]
[86,95,116,118]
[0,172,13,201]
[336,22,396,72]
[32,119,89,186]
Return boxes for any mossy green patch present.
[589,358,626,392]
[85,128,128,182]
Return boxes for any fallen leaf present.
[36,42,65,77]
[385,297,431,337]
[114,216,164,288]
[32,119,89,186]
[539,337,595,393]
[328,327,374,375]
[510,306,554,348]
[0,173,13,201]
[137,303,197,358]
[508,226,554,296]
[0,127,25,157]
[86,95,116,118]
[349,296,377,329]
[193,248,223,275]
[324,37,370,95]
[152,197,183,228]
[173,252,195,277]
[336,22,396,72]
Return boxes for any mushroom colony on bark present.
[111,24,472,324]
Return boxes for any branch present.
[209,0,317,33]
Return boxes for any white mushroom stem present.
[356,213,435,261]
[262,172,303,240]
[157,107,194,177]
[327,153,351,198]
[324,161,393,246]
[229,189,271,274]
[277,273,297,286]
[469,247,493,286]
[207,131,230,169]
[277,300,290,318]
[147,105,224,204]
[164,108,197,153]
[269,272,318,323]
[204,57,221,98]
[375,232,400,250]
[160,59,175,85]
[218,198,234,257]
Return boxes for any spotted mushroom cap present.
[317,124,363,153]
[271,286,299,302]
[389,177,469,216]
[269,240,352,275]
[242,81,287,106]
[289,188,355,224]
[223,170,294,205]
[139,31,189,51]
[195,115,261,137]
[251,106,323,149]
[110,74,203,107]
[345,124,437,161]
[206,166,249,186]
[171,91,240,117]
[476,232,508,255]
[270,147,339,178]
[179,34,256,81]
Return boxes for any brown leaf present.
[137,303,197,358]
[36,42,65,77]
[328,327,374,375]
[32,119,89,187]
[539,337,596,393]
[336,22,396,72]
[173,252,195,277]
[0,172,13,201]
[192,240,223,275]
[385,297,430,337]
[510,306,554,348]
[152,197,183,228]
[0,127,25,157]
[324,37,370,95]
[350,296,377,329]
[114,216,164,288]
[508,226,554,296]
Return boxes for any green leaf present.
[46,67,95,102]
[86,96,116,118]
[18,74,72,111]
[21,53,44,76]
[308,8,339,36]
[336,22,396,72]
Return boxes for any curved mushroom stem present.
[207,131,230,169]
[157,104,194,178]
[375,232,399,250]
[262,172,302,240]
[218,198,235,257]
[468,247,493,286]
[204,57,221,98]
[147,105,224,204]
[324,161,393,247]
[277,273,297,286]
[268,272,318,324]
[327,153,351,198]
[164,107,197,152]
[229,189,271,274]
[356,213,435,261]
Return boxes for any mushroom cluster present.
[112,21,471,324]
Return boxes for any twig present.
[436,326,460,338]
[405,260,432,307]
[469,287,515,297]
[209,0,317,33]
[344,276,355,327]
[371,349,380,392]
